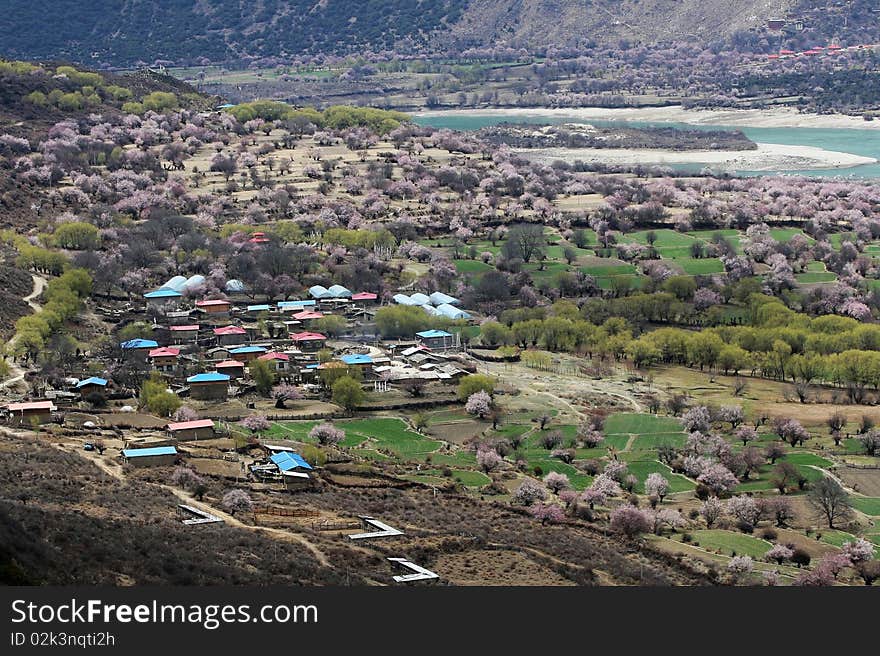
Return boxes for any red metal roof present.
[213,325,246,335]
[292,310,324,320]
[351,292,378,300]
[258,352,290,361]
[148,347,180,358]
[6,401,55,411]
[196,299,231,307]
[215,359,245,368]
[290,332,327,341]
[167,418,214,431]
[170,324,199,331]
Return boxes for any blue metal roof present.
[123,446,178,458]
[229,346,267,354]
[278,300,316,308]
[270,452,313,471]
[416,330,452,338]
[144,289,182,299]
[247,304,272,312]
[187,372,230,383]
[341,354,373,365]
[120,338,159,349]
[76,376,107,388]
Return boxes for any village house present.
[258,351,290,372]
[290,331,327,351]
[167,418,215,441]
[4,400,56,426]
[215,359,245,379]
[340,353,374,375]
[75,376,108,400]
[351,291,378,305]
[122,445,178,467]
[143,288,182,308]
[213,325,247,345]
[278,300,317,312]
[187,372,230,400]
[195,299,232,316]
[229,345,267,363]
[416,329,456,350]
[246,303,273,318]
[291,310,324,326]
[148,346,180,374]
[120,338,159,360]
[168,324,199,344]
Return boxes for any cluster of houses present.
[3,273,477,425]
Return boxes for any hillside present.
[0,59,217,228]
[2,1,879,66]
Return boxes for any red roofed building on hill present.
[289,332,327,351]
[4,400,56,426]
[148,346,181,373]
[167,418,216,440]
[215,359,246,379]
[169,324,199,343]
[213,325,247,345]
[196,299,232,315]
[258,351,290,372]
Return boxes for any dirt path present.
[68,441,333,567]
[0,274,46,392]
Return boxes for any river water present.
[414,112,880,179]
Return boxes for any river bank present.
[415,106,880,131]
[517,142,877,172]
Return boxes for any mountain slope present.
[1,0,878,66]
[442,0,795,49]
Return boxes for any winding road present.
[0,273,46,392]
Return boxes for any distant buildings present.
[122,445,178,467]
[75,376,108,399]
[187,372,231,400]
[416,329,455,350]
[167,418,215,441]
[4,400,56,426]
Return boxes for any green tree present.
[332,375,365,413]
[662,276,697,301]
[311,315,348,337]
[248,358,276,396]
[139,372,181,417]
[53,222,99,250]
[457,374,497,401]
[480,321,511,346]
[374,305,430,338]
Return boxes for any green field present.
[795,272,837,284]
[769,228,812,243]
[675,258,725,275]
[690,530,773,558]
[625,460,696,494]
[851,497,880,516]
[604,413,683,434]
[817,529,858,548]
[581,263,637,276]
[454,259,493,274]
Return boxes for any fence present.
[252,505,320,518]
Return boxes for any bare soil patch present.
[435,548,576,586]
[838,468,880,497]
